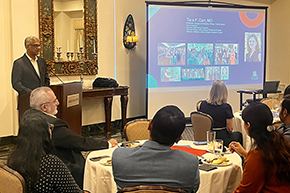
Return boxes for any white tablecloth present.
[84,140,242,193]
[233,112,252,151]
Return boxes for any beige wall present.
[268,0,290,84]
[0,0,15,137]
[1,0,289,137]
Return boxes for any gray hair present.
[30,87,53,110]
[207,80,228,105]
[24,36,40,47]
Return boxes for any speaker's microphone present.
[49,67,64,84]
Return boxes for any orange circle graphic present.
[239,12,265,28]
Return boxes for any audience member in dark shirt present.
[198,80,242,147]
[7,113,88,193]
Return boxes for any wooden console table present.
[82,86,129,136]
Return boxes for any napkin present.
[199,164,217,172]
[171,146,208,156]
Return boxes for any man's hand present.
[108,139,118,147]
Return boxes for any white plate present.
[223,150,232,154]
[201,158,232,167]
[121,141,141,148]
[100,157,112,166]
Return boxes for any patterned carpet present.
[181,126,195,141]
[0,144,14,165]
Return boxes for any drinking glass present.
[207,131,216,152]
[215,139,223,157]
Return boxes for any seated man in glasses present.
[112,105,200,193]
[23,86,118,189]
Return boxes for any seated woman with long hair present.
[198,80,242,147]
[230,102,290,192]
[7,113,87,193]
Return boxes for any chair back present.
[260,97,280,110]
[190,111,213,141]
[196,100,204,111]
[0,164,26,193]
[124,119,151,141]
[117,185,187,193]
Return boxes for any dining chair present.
[0,164,26,193]
[117,185,187,193]
[190,111,213,141]
[123,119,151,141]
[196,100,204,111]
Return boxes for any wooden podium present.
[17,82,82,135]
[18,92,31,123]
[51,82,83,135]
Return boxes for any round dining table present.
[83,140,243,193]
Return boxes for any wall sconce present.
[123,14,138,50]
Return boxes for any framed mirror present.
[38,0,98,76]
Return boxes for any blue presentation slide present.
[147,4,266,89]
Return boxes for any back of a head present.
[281,98,290,113]
[242,102,290,185]
[18,113,52,154]
[208,80,228,105]
[8,113,53,180]
[242,102,273,139]
[150,105,185,145]
[284,85,290,99]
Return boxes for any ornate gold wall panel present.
[38,0,98,76]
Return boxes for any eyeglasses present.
[42,98,59,105]
[30,44,41,48]
[49,124,54,131]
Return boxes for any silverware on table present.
[89,155,110,162]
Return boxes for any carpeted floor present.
[181,126,195,141]
[0,144,14,165]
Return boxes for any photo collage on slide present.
[158,33,261,83]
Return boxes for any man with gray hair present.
[23,86,118,189]
[11,36,50,95]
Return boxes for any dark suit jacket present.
[22,109,109,188]
[11,54,50,95]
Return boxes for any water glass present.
[215,139,223,157]
[207,131,216,152]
